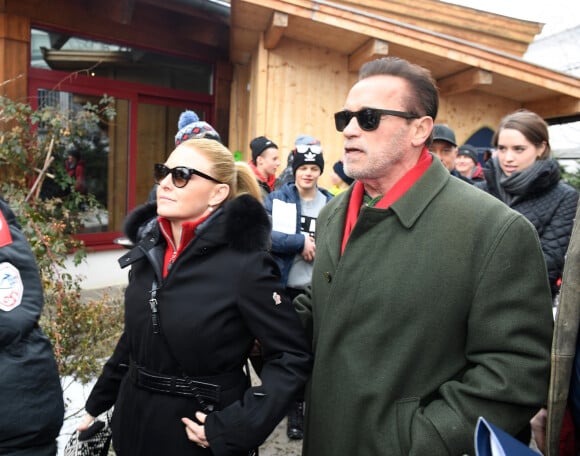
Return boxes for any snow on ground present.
[56,372,302,456]
[57,378,96,456]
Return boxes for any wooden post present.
[0,13,30,102]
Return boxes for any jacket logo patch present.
[0,212,13,248]
[272,292,282,305]
[0,262,23,312]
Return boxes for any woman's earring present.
[208,205,214,212]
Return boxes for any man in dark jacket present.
[429,124,458,173]
[294,57,553,455]
[0,197,64,456]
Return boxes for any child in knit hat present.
[455,144,484,183]
[329,160,354,195]
[249,136,280,201]
[291,135,324,175]
[264,133,333,441]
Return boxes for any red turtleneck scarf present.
[341,147,432,254]
[158,213,211,277]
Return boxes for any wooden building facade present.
[1,0,580,249]
[230,0,580,167]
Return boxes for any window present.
[29,28,216,248]
[36,88,129,235]
[31,29,213,93]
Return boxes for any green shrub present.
[560,161,580,192]
[0,94,123,383]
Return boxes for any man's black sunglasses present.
[334,108,419,132]
[154,163,222,188]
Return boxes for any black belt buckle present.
[185,378,221,414]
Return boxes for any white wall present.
[64,250,128,291]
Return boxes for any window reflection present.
[31,29,213,94]
[37,89,129,234]
[30,28,215,245]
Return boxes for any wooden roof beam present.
[524,96,580,120]
[438,68,493,96]
[264,11,288,49]
[98,0,136,25]
[348,38,389,72]
[178,20,229,49]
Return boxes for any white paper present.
[272,199,297,234]
[489,432,506,456]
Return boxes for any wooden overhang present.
[231,0,580,121]
[1,0,231,63]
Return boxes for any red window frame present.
[28,67,215,250]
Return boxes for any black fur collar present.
[123,194,271,252]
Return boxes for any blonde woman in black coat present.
[78,138,312,456]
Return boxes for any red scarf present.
[248,161,276,192]
[341,147,432,254]
[159,214,211,277]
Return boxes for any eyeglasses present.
[334,108,419,132]
[296,144,322,154]
[154,163,222,188]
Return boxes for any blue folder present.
[475,417,540,456]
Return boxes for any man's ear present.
[411,116,434,147]
[209,183,230,207]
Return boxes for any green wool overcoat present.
[295,157,554,456]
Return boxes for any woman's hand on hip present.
[182,412,210,449]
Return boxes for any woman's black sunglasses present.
[154,163,222,188]
[334,108,419,132]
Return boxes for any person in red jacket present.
[65,149,86,194]
[248,135,281,202]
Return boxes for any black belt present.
[129,363,242,413]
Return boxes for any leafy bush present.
[560,161,580,192]
[0,94,123,383]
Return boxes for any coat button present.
[323,271,332,282]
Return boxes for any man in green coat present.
[294,57,553,455]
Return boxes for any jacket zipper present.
[159,222,179,273]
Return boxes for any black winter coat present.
[85,194,312,456]
[478,159,579,297]
[0,198,64,456]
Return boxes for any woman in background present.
[477,109,578,300]
[78,138,312,456]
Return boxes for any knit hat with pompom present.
[174,110,221,145]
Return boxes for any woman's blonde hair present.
[178,138,262,202]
